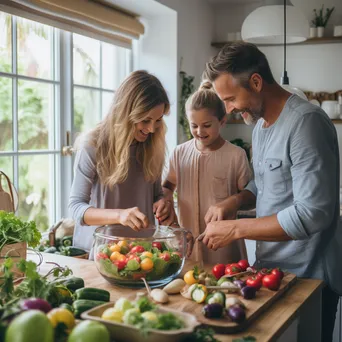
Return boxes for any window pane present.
[0,12,11,73]
[73,34,100,87]
[74,87,100,133]
[0,76,12,151]
[102,91,113,118]
[17,17,53,80]
[18,80,54,150]
[18,154,51,231]
[101,43,129,90]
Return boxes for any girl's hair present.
[185,80,226,121]
[84,70,170,187]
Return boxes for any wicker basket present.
[48,219,89,259]
[0,241,27,279]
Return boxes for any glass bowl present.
[93,225,193,288]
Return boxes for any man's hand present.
[198,220,239,251]
[153,198,177,226]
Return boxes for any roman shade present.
[0,0,145,48]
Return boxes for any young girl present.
[69,70,176,254]
[163,81,251,264]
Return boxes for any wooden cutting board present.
[159,273,297,333]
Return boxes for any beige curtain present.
[0,0,145,47]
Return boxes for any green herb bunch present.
[0,210,41,251]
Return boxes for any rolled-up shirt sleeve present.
[68,145,97,226]
[277,113,338,240]
[245,179,257,197]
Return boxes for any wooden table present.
[31,253,324,342]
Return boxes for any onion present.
[19,298,52,313]
[240,286,256,300]
[227,305,246,323]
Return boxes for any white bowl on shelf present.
[321,101,339,119]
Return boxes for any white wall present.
[213,0,342,180]
[156,0,217,142]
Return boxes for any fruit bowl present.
[93,225,193,288]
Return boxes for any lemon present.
[101,308,124,322]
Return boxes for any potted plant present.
[0,211,41,278]
[311,5,335,38]
[179,71,195,141]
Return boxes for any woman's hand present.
[153,198,177,226]
[117,207,149,231]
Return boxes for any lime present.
[5,310,53,342]
[68,320,110,342]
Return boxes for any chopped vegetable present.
[206,291,226,306]
[191,284,208,303]
[225,297,245,309]
[163,279,186,294]
[202,303,224,318]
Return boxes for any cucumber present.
[59,303,74,313]
[44,246,57,253]
[75,288,110,302]
[62,235,73,247]
[68,247,87,256]
[72,299,107,318]
[61,277,85,292]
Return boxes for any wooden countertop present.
[32,253,324,342]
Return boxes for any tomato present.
[96,252,109,260]
[237,259,249,271]
[256,268,271,280]
[140,258,154,271]
[262,274,281,291]
[127,255,141,263]
[117,240,128,248]
[184,270,198,285]
[271,268,284,280]
[246,276,262,290]
[109,244,121,253]
[212,264,226,280]
[130,245,145,254]
[110,251,122,262]
[225,263,242,276]
[172,251,182,259]
[159,252,170,262]
[152,242,163,250]
[114,259,127,270]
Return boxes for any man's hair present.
[204,42,276,87]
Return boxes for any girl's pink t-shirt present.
[167,139,252,264]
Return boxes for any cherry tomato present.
[140,258,154,271]
[114,259,127,270]
[212,264,226,280]
[271,268,284,280]
[262,274,281,291]
[159,252,170,262]
[96,252,109,260]
[237,259,249,271]
[246,276,262,290]
[130,245,145,254]
[152,242,163,251]
[225,263,242,276]
[127,254,141,263]
[256,268,271,280]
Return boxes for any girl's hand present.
[204,197,239,224]
[153,199,177,226]
[117,207,149,231]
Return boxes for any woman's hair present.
[185,80,226,121]
[84,70,170,188]
[204,42,275,87]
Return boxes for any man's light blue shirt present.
[245,95,342,294]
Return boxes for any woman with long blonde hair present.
[69,70,176,253]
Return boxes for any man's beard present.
[231,106,264,126]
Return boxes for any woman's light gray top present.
[245,94,342,295]
[68,138,163,252]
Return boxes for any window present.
[0,12,132,231]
